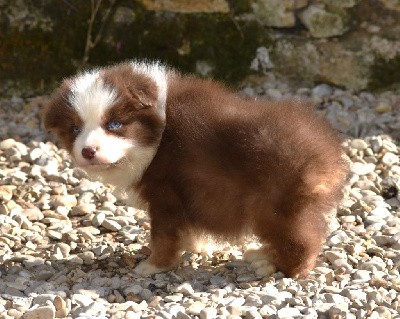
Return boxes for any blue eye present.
[107,120,122,131]
[72,126,82,134]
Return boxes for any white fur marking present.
[131,60,168,119]
[134,259,173,277]
[69,70,117,123]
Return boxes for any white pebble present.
[200,307,217,319]
[350,139,368,150]
[350,162,375,175]
[102,219,122,231]
[175,282,195,295]
[381,152,399,166]
[277,307,301,318]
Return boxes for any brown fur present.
[43,80,82,153]
[137,74,347,276]
[43,65,348,277]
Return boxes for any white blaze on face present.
[69,70,116,126]
[65,61,168,190]
[68,70,132,166]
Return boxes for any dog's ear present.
[102,64,159,111]
[41,80,74,133]
[42,92,62,133]
[125,85,157,110]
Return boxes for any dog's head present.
[43,61,167,184]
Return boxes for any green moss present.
[226,0,252,14]
[368,55,400,90]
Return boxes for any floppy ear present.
[102,63,159,110]
[124,78,158,110]
[42,92,65,132]
[41,80,74,133]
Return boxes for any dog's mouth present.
[77,159,123,170]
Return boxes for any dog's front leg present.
[134,203,185,276]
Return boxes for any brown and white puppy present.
[43,61,347,277]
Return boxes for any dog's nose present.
[82,147,96,160]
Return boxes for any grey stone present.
[22,306,55,319]
[251,0,296,27]
[350,139,368,150]
[312,84,333,100]
[164,294,183,303]
[73,301,106,317]
[300,5,348,38]
[101,219,122,231]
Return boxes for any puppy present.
[43,61,347,277]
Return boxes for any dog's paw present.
[243,247,276,277]
[251,259,277,277]
[134,259,173,277]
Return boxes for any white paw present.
[134,260,173,277]
[243,247,276,277]
[191,241,215,256]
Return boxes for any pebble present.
[325,250,347,263]
[0,185,16,201]
[259,304,276,316]
[73,301,106,317]
[374,306,392,319]
[92,212,106,227]
[53,296,69,318]
[350,139,368,150]
[51,195,77,208]
[200,307,218,319]
[22,306,55,319]
[353,270,371,281]
[175,282,195,295]
[311,84,332,99]
[375,102,392,113]
[164,294,183,302]
[350,162,376,175]
[188,301,206,315]
[382,152,399,166]
[276,307,301,318]
[102,219,122,231]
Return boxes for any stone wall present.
[1,0,400,96]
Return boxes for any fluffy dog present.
[43,61,347,277]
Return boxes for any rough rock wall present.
[1,0,400,95]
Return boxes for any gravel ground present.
[0,81,400,319]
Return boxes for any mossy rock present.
[369,55,400,90]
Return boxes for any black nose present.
[82,147,96,160]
